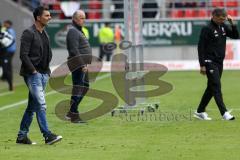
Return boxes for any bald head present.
[73,10,85,18]
[73,10,85,20]
[72,10,86,27]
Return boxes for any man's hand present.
[227,15,235,25]
[200,66,206,75]
[82,65,88,72]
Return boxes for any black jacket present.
[20,25,52,76]
[198,20,239,66]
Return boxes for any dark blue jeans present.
[70,68,89,113]
[18,73,51,138]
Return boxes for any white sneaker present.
[194,111,212,120]
[222,111,235,120]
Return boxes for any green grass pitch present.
[0,71,240,160]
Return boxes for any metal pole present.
[124,0,131,106]
[124,0,144,107]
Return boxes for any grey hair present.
[72,10,85,20]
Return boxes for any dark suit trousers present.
[70,68,89,113]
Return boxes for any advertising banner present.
[46,20,210,48]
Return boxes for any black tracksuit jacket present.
[198,20,239,66]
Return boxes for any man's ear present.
[37,16,41,21]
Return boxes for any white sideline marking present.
[0,99,28,111]
[207,108,240,111]
[0,82,24,93]
[0,74,110,112]
[0,91,14,97]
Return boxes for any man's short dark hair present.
[4,20,12,26]
[105,22,110,26]
[33,6,48,21]
[212,8,227,17]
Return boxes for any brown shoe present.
[65,111,86,123]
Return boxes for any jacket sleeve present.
[225,24,239,39]
[20,29,36,73]
[66,28,81,57]
[66,28,87,67]
[198,27,208,67]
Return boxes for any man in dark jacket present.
[194,8,239,121]
[65,10,92,123]
[16,6,62,145]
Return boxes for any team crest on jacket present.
[214,30,218,37]
[222,27,226,35]
[209,69,214,74]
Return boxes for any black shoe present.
[16,136,36,145]
[45,133,62,145]
[9,85,14,91]
[1,76,6,81]
[65,111,87,123]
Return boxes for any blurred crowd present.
[169,0,239,18]
[0,20,16,91]
[12,0,160,19]
[11,0,240,19]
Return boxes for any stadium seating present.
[227,9,238,17]
[211,0,224,7]
[11,0,240,19]
[52,2,65,19]
[170,10,184,18]
[185,9,197,17]
[226,1,238,7]
[198,9,208,17]
[87,0,102,19]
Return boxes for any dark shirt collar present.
[32,24,46,34]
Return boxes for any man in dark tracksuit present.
[194,8,239,121]
[65,10,92,123]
